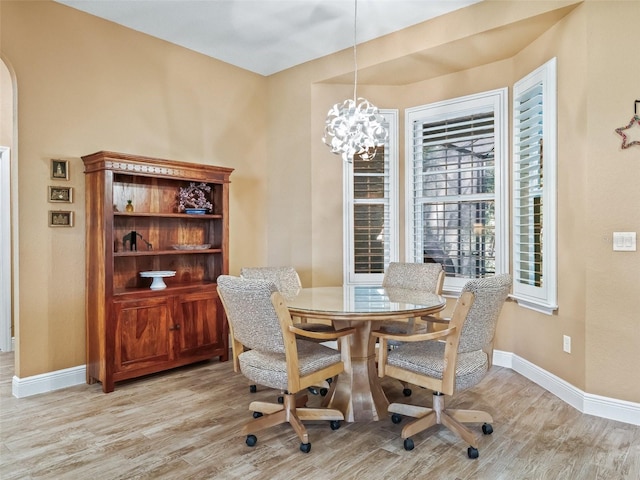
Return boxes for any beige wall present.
[583,1,640,400]
[268,0,639,403]
[2,0,638,404]
[1,0,267,377]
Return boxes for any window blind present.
[514,83,544,287]
[345,109,398,284]
[353,148,389,274]
[511,57,557,314]
[411,111,497,280]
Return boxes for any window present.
[344,110,399,285]
[406,90,508,293]
[512,58,557,314]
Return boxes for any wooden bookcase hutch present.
[82,151,233,392]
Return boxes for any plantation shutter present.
[405,89,507,292]
[511,58,557,314]
[513,83,544,287]
[410,110,497,280]
[353,149,389,274]
[345,110,398,285]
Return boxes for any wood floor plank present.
[1,351,638,480]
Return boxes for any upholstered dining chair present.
[217,275,354,453]
[240,266,336,395]
[239,266,302,295]
[240,266,334,331]
[379,262,446,396]
[372,273,512,458]
[382,261,446,293]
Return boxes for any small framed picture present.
[48,186,73,203]
[51,159,69,180]
[49,210,74,227]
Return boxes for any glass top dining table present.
[283,285,446,422]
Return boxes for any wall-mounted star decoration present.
[615,114,640,149]
[616,100,640,149]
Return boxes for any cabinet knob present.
[169,324,181,331]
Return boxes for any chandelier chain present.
[353,0,358,102]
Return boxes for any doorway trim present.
[0,146,12,351]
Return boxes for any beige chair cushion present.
[388,340,488,392]
[239,341,341,391]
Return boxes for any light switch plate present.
[612,232,636,251]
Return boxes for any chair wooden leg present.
[248,401,283,415]
[440,411,479,448]
[296,407,344,421]
[401,411,438,439]
[242,409,287,435]
[284,393,344,443]
[320,377,337,408]
[388,402,432,419]
[286,409,309,444]
[244,392,343,447]
[390,393,492,450]
[448,408,493,424]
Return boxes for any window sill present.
[511,295,558,316]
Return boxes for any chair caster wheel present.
[253,411,263,418]
[308,387,319,395]
[482,423,493,435]
[246,435,257,447]
[403,438,414,451]
[467,446,479,459]
[320,388,328,396]
[249,385,257,393]
[326,378,333,384]
[300,442,311,453]
[402,388,412,397]
[330,420,341,430]
[277,396,284,404]
[391,413,402,424]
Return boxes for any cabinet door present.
[174,289,226,358]
[113,297,173,373]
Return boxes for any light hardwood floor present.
[1,351,638,480]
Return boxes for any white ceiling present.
[54,0,481,76]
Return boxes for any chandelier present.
[322,0,388,162]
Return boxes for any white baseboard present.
[10,352,640,426]
[12,364,86,398]
[493,350,640,426]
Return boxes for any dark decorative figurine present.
[123,231,152,251]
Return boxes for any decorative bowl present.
[171,244,211,251]
[184,208,208,214]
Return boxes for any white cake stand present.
[139,270,176,290]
